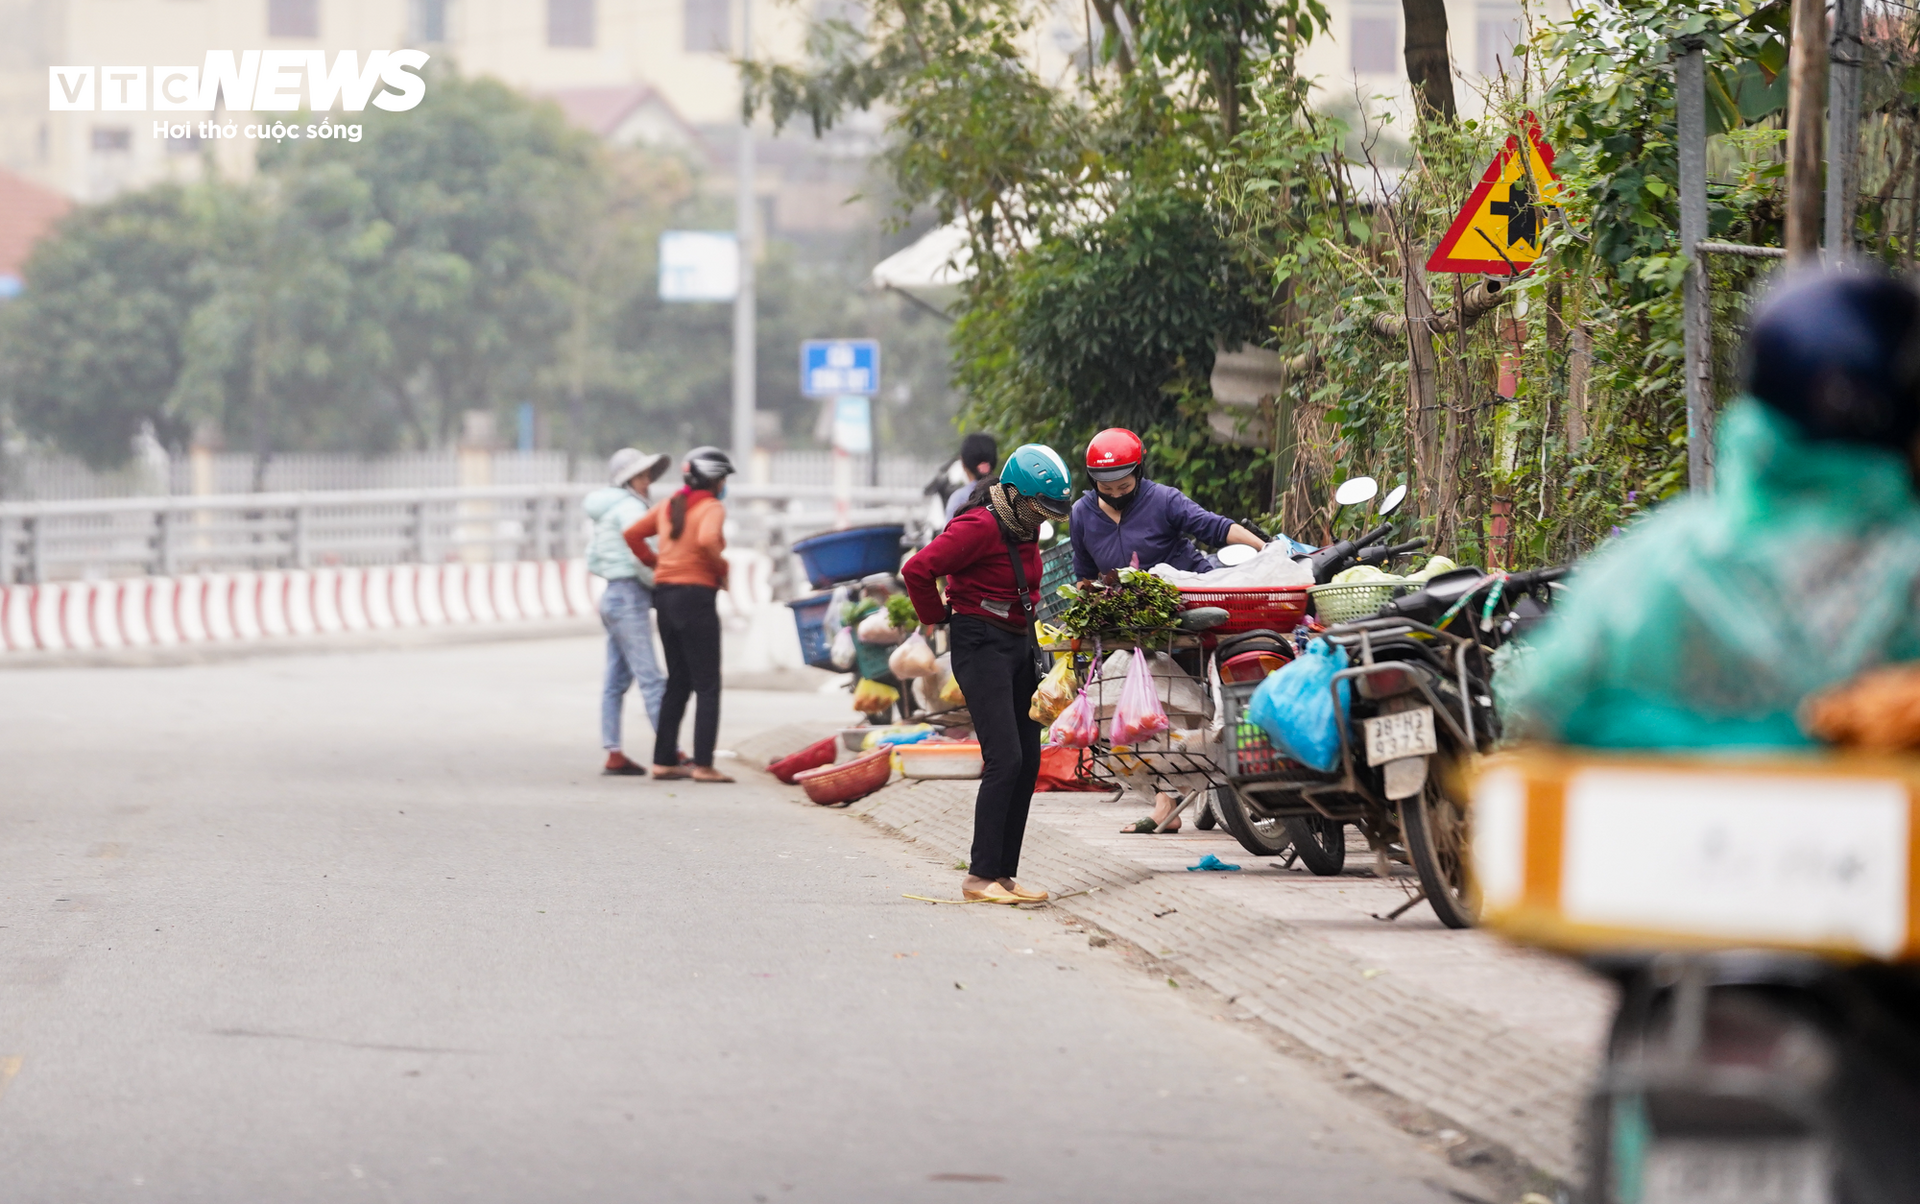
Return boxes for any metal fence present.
[0,482,934,586]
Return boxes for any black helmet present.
[1744,268,1920,452]
[682,446,737,485]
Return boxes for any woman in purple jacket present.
[1069,428,1264,833]
[1069,428,1264,583]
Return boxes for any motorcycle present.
[1211,561,1566,926]
[1471,751,1920,1203]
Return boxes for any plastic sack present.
[823,585,852,634]
[852,678,901,714]
[856,608,906,646]
[1108,647,1171,746]
[1246,637,1350,772]
[1148,543,1314,589]
[1028,655,1080,723]
[860,723,934,749]
[931,653,965,707]
[1047,688,1099,747]
[888,631,939,679]
[830,626,856,670]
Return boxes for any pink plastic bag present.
[1108,647,1171,746]
[1047,688,1099,748]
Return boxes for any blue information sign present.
[800,339,880,398]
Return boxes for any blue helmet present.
[1744,269,1920,451]
[999,444,1073,519]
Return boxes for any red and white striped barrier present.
[0,559,602,655]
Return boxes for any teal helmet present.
[999,444,1073,519]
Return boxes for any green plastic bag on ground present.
[1501,401,1920,749]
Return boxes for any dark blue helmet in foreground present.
[1744,268,1920,452]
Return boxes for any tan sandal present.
[689,767,735,783]
[651,765,690,780]
[961,883,1022,904]
[997,879,1048,902]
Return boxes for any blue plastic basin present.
[792,525,904,589]
[786,592,838,670]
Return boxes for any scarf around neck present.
[987,482,1042,542]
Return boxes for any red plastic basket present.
[794,747,894,805]
[1178,585,1311,634]
[767,735,838,784]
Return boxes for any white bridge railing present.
[0,483,932,587]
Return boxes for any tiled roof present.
[0,168,73,278]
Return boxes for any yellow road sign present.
[1428,115,1562,276]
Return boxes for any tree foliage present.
[746,0,1327,520]
[1,186,218,467]
[1,68,963,473]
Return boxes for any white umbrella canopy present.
[869,221,975,292]
[868,221,974,317]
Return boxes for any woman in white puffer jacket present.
[584,448,670,775]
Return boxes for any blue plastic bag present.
[1246,637,1350,772]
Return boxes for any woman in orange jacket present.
[623,447,737,782]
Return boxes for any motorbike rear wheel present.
[1281,816,1347,875]
[1400,776,1478,929]
[1213,786,1292,857]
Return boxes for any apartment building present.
[0,0,1551,211]
[0,0,815,203]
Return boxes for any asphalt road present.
[0,635,1469,1203]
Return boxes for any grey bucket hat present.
[608,447,671,488]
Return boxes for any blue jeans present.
[599,578,666,751]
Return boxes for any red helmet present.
[1085,428,1144,483]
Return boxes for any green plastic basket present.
[1308,580,1404,623]
[1037,537,1076,622]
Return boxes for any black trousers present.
[949,614,1042,880]
[652,584,722,767]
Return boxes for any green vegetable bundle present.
[1055,568,1185,640]
[885,593,918,630]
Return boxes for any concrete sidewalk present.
[737,724,1614,1186]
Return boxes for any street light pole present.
[732,0,757,469]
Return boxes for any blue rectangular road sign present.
[800,339,880,397]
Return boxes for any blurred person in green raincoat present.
[1502,269,1920,749]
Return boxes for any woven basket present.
[794,747,894,805]
[1308,580,1403,623]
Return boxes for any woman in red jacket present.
[902,445,1074,904]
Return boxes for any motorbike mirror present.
[1379,483,1407,517]
[1216,543,1258,567]
[1333,476,1378,507]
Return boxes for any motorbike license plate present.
[1641,1139,1829,1204]
[1363,707,1437,766]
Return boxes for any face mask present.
[1106,482,1141,512]
[717,482,729,500]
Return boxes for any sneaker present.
[602,752,647,777]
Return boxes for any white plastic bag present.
[824,585,851,634]
[830,625,856,670]
[856,608,906,646]
[888,631,938,679]
[929,653,965,707]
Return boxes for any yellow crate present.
[1472,747,1920,963]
